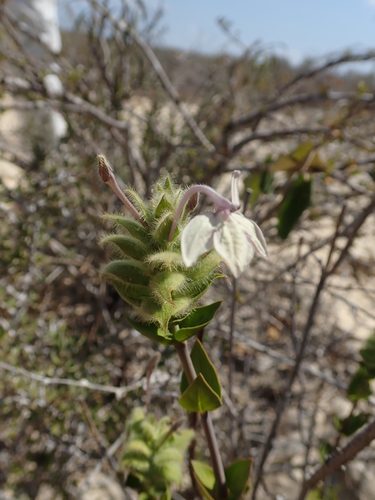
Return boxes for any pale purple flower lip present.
[170,171,268,278]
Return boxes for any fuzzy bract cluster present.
[100,176,222,338]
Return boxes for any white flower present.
[170,171,268,278]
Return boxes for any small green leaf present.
[191,460,216,498]
[225,458,252,500]
[277,174,312,239]
[174,301,222,342]
[163,175,175,196]
[179,373,222,412]
[360,333,375,371]
[347,364,372,401]
[334,412,370,436]
[126,317,173,345]
[270,154,296,173]
[244,172,261,205]
[155,195,172,217]
[180,340,221,399]
[319,441,334,463]
[259,169,274,194]
[292,141,314,162]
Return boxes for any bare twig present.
[86,0,215,152]
[231,126,331,155]
[0,360,145,398]
[251,194,375,499]
[228,90,374,132]
[279,50,375,95]
[298,418,375,500]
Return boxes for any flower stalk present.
[97,155,143,222]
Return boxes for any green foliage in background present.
[121,408,194,500]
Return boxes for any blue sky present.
[59,0,375,64]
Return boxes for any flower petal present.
[181,213,216,267]
[231,213,268,258]
[213,216,254,278]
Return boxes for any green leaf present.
[184,252,221,281]
[244,172,261,205]
[111,281,148,308]
[101,214,151,245]
[334,412,370,436]
[191,460,216,499]
[277,174,312,239]
[347,364,372,401]
[141,296,192,333]
[180,340,221,399]
[271,142,329,174]
[101,260,150,286]
[259,169,274,194]
[180,271,224,302]
[101,234,149,260]
[174,301,222,342]
[225,458,252,500]
[150,271,186,305]
[270,154,296,173]
[155,195,172,217]
[360,333,375,371]
[126,317,173,345]
[292,141,314,162]
[179,373,222,412]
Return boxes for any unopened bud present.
[187,192,199,212]
[97,155,113,183]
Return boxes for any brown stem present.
[298,418,375,500]
[174,341,228,500]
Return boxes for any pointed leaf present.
[180,340,221,399]
[179,373,222,412]
[111,281,148,308]
[163,175,175,196]
[174,301,222,342]
[334,412,370,437]
[347,364,372,401]
[102,214,151,245]
[155,194,172,217]
[191,460,215,500]
[101,260,150,286]
[126,317,173,345]
[101,234,149,260]
[277,174,312,239]
[225,458,252,500]
[259,169,274,194]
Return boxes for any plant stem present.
[174,341,228,500]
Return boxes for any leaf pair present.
[128,301,222,345]
[179,339,222,413]
[192,458,252,500]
